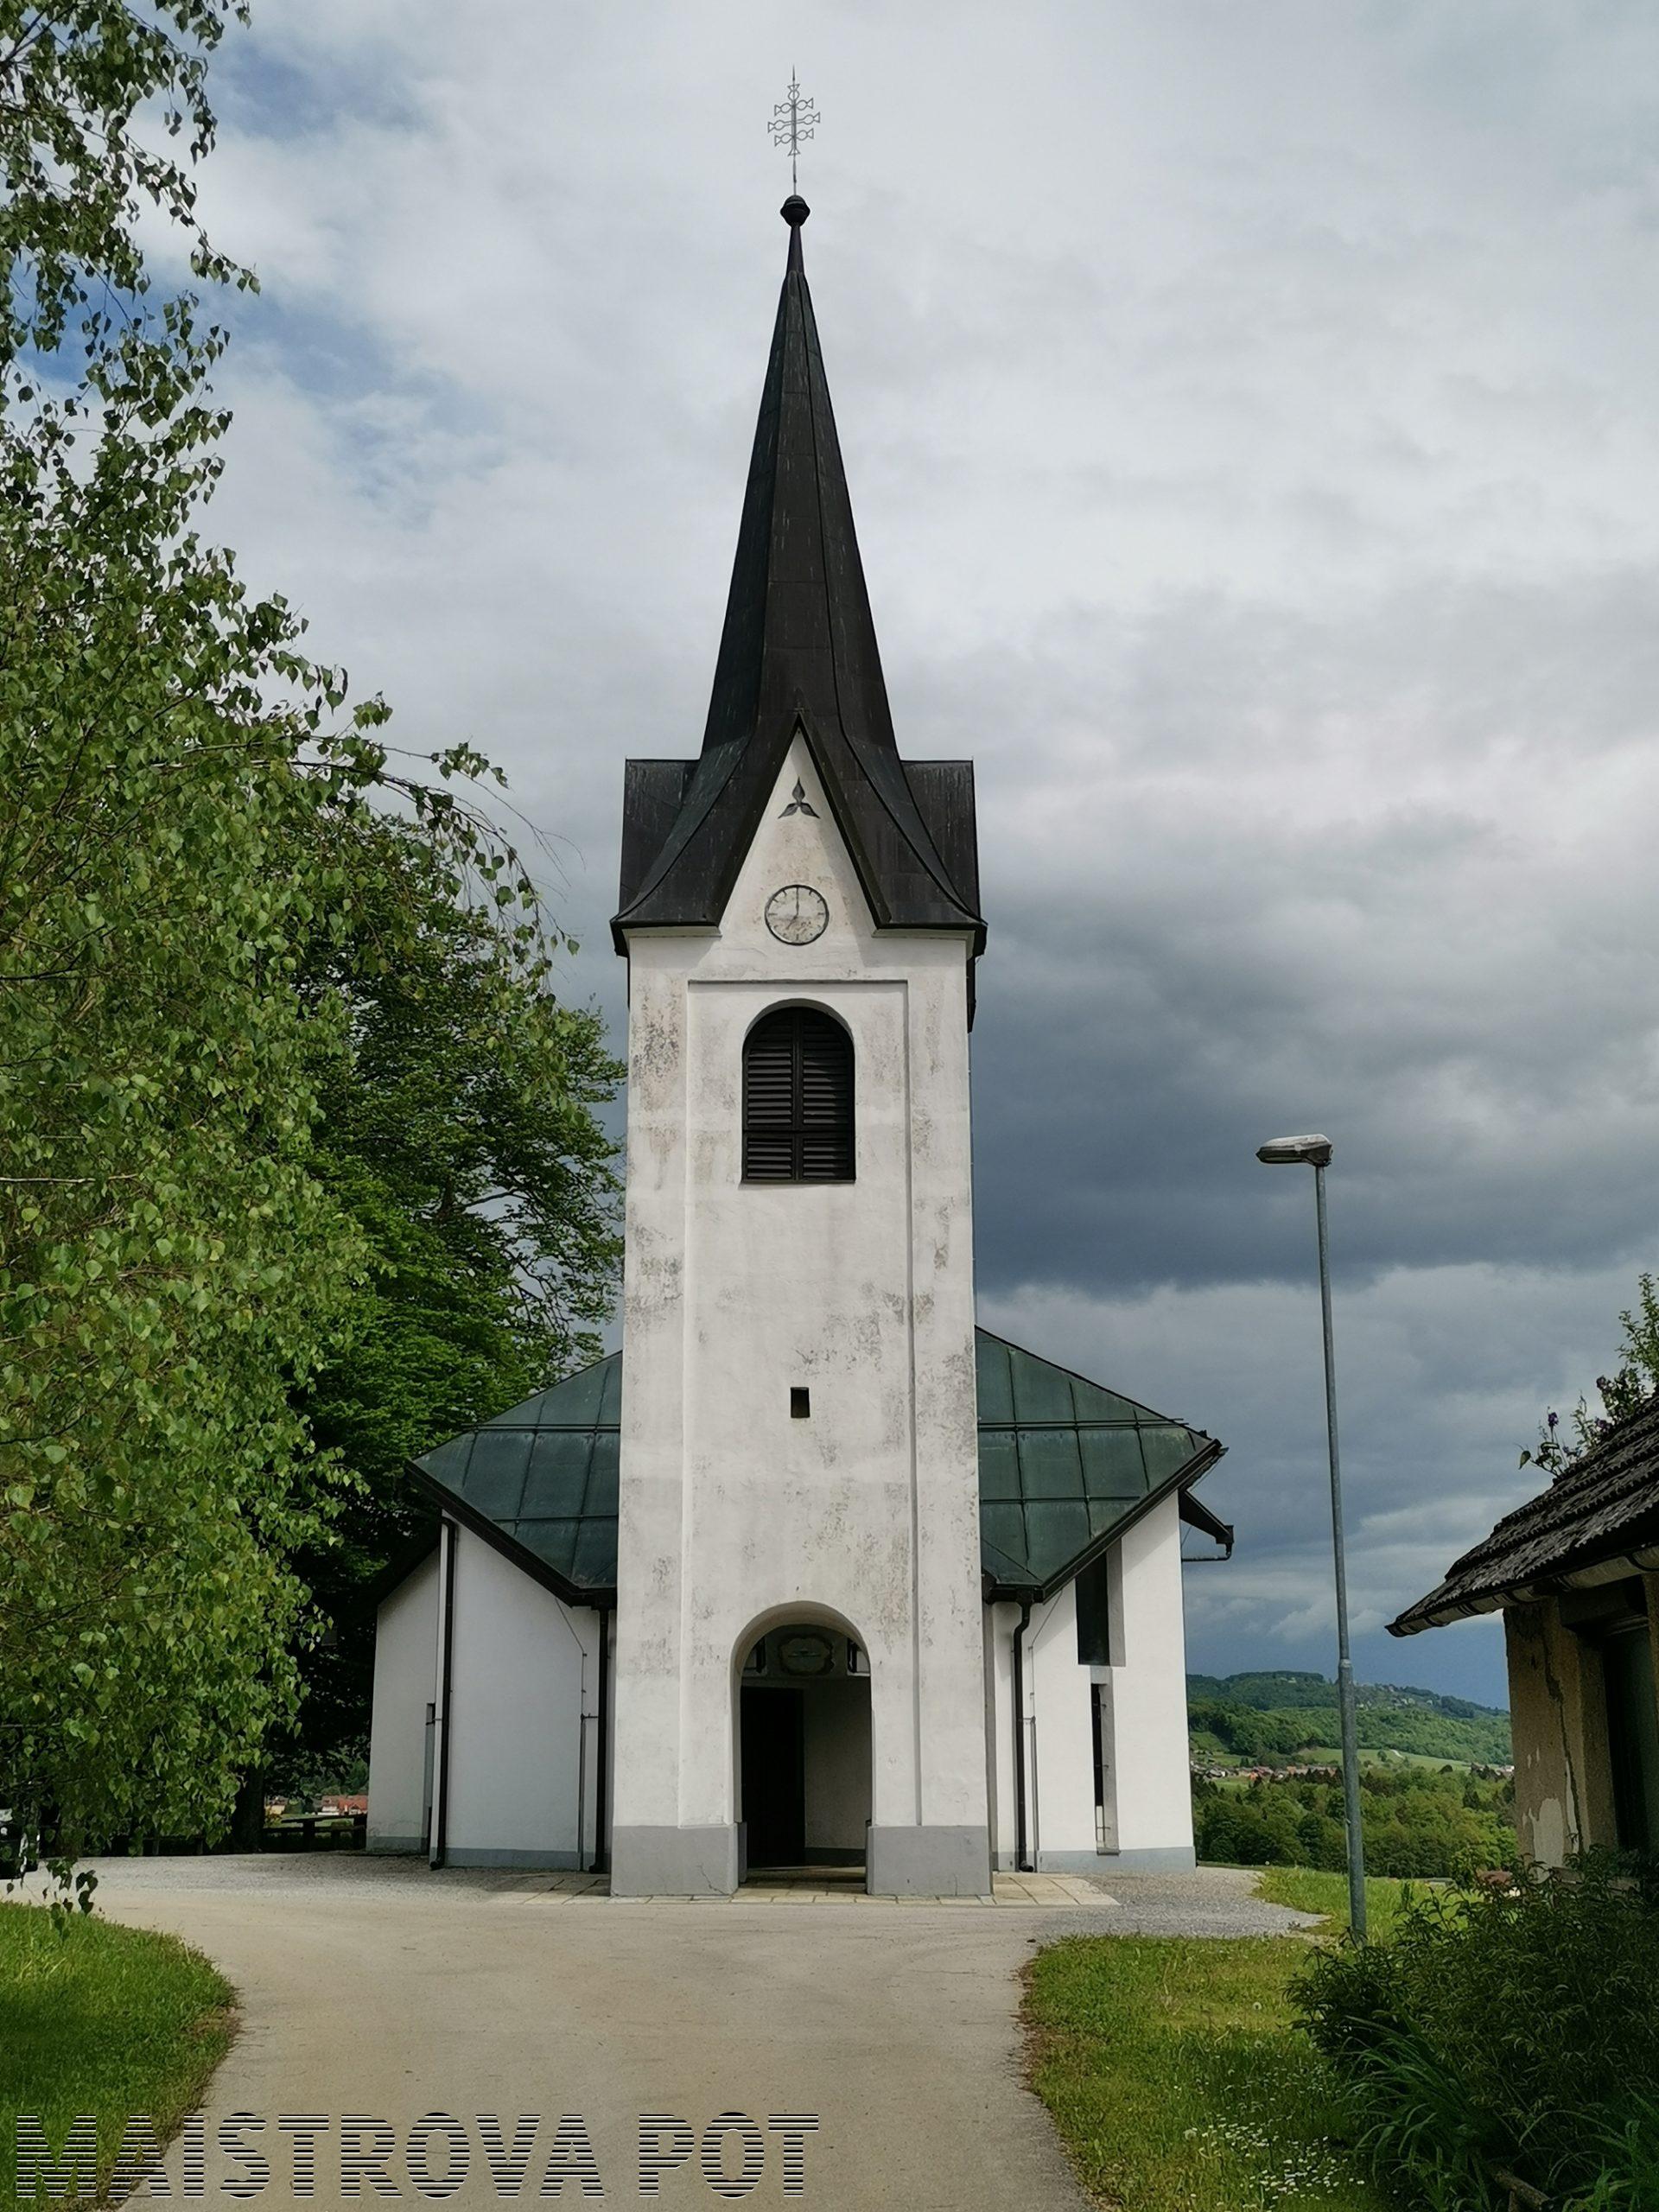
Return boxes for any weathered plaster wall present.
[612,736,988,1894]
[443,1529,602,1869]
[1507,1603,1580,1865]
[1505,1597,1620,1865]
[367,1550,439,1852]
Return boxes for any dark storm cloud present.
[956,571,1659,1300]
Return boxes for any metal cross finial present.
[769,71,818,193]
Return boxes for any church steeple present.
[613,200,983,957]
[698,192,899,779]
[607,181,994,1905]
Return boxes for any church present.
[365,197,1233,1896]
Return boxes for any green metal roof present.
[413,1357,621,1597]
[974,1332,1222,1599]
[409,1329,1223,1606]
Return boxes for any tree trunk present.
[227,1768,265,1853]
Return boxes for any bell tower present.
[608,199,990,1897]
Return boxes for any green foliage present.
[1293,1854,1659,2209]
[0,0,251,371]
[1190,1696,1311,1763]
[0,310,374,1853]
[1194,1765,1516,1880]
[0,3,620,1855]
[268,1743,366,1809]
[0,1901,232,2212]
[1189,1671,1513,1765]
[1191,1669,1509,1726]
[1524,1271,1659,1478]
[276,836,622,1771]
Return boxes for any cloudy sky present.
[183,2,1659,1706]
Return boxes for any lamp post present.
[1256,1133,1367,1940]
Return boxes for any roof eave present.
[610,916,721,956]
[1389,1532,1659,1636]
[611,707,984,953]
[983,1436,1229,1605]
[358,1522,441,1616]
[1179,1486,1236,1557]
[404,1459,617,1611]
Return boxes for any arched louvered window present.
[742,1006,855,1183]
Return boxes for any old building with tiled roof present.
[1390,1390,1659,1862]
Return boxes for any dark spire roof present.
[613,199,983,956]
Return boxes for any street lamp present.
[1256,1133,1368,1940]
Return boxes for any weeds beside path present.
[0,1900,234,2212]
[1023,1873,1415,2209]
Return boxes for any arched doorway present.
[736,1618,872,1881]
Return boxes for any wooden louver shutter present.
[743,1007,854,1182]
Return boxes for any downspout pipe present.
[1012,1597,1033,1873]
[430,1517,457,1870]
[592,1603,612,1875]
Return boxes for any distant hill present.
[1188,1670,1511,1768]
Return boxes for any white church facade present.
[366,197,1232,1896]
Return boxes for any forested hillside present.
[1188,1670,1512,1767]
[1192,1764,1516,1876]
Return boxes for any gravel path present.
[1088,1863,1325,1937]
[75,1855,1316,2210]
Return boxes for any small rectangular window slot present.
[790,1387,810,1419]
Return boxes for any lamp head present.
[1256,1134,1333,1167]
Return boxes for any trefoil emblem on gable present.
[779,779,819,819]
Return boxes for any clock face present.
[765,883,829,945]
[778,1631,836,1678]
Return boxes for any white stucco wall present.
[613,735,988,1893]
[367,1549,440,1852]
[1028,1580,1100,1859]
[983,1492,1197,1872]
[1109,1495,1195,1862]
[443,1526,603,1869]
[984,1585,1098,1870]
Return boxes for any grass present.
[1253,1867,1420,1940]
[0,1902,234,2212]
[1025,1932,1390,2209]
[1022,1871,1427,2209]
[1299,1747,1487,1773]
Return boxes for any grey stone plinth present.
[610,1823,741,1897]
[867,1824,991,1897]
[442,1847,585,1870]
[1031,1846,1197,1874]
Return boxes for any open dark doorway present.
[741,1685,804,1866]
